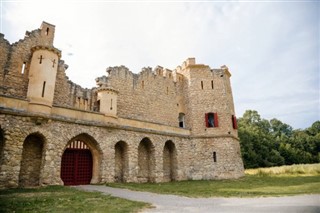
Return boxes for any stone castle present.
[0,22,244,188]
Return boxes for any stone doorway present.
[138,138,155,182]
[61,140,93,185]
[114,141,128,182]
[163,140,177,181]
[19,134,44,187]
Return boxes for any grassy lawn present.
[108,164,320,198]
[1,164,319,212]
[0,185,149,213]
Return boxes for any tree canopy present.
[238,110,320,168]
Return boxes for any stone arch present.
[0,128,4,170]
[114,141,128,182]
[19,132,45,187]
[61,133,102,185]
[163,140,177,181]
[138,137,155,182]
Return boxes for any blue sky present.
[1,0,319,129]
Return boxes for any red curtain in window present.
[214,113,219,127]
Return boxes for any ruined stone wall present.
[0,113,244,188]
[105,66,186,127]
[0,34,11,93]
[53,64,96,111]
[0,23,55,98]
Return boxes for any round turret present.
[95,76,118,117]
[27,46,61,114]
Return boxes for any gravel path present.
[76,185,320,213]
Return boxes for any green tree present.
[238,110,319,168]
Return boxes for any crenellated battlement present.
[0,21,236,133]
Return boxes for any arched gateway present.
[61,140,93,185]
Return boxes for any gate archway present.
[61,140,93,185]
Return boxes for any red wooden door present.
[61,141,92,185]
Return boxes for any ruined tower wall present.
[0,23,56,98]
[0,35,11,93]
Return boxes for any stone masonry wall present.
[0,113,244,188]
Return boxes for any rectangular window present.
[213,152,217,162]
[205,112,219,128]
[232,115,238,129]
[211,80,214,89]
[201,81,204,89]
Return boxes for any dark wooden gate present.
[61,141,93,185]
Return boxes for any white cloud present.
[1,1,319,129]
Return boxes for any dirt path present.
[76,185,320,213]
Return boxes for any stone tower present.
[177,58,238,137]
[26,23,61,114]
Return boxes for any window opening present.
[96,100,100,112]
[52,59,56,68]
[142,80,144,89]
[110,99,113,110]
[41,81,46,97]
[45,27,49,35]
[21,62,26,74]
[78,97,81,108]
[205,112,219,128]
[213,152,217,162]
[178,113,185,128]
[211,80,214,89]
[201,81,204,89]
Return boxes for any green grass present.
[0,185,150,213]
[245,163,320,176]
[108,164,320,198]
